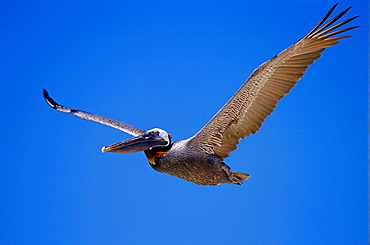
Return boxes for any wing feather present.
[43,89,146,136]
[189,5,359,159]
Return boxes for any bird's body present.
[145,139,247,185]
[43,4,358,185]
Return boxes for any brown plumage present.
[190,4,359,159]
[43,4,358,185]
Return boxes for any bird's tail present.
[231,171,250,181]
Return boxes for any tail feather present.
[231,171,250,181]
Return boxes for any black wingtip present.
[42,89,49,99]
[43,89,59,109]
[329,3,341,11]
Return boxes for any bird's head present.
[101,128,172,153]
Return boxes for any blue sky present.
[1,1,367,244]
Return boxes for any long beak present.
[101,132,168,153]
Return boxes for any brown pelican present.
[43,4,358,185]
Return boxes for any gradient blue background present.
[1,1,367,244]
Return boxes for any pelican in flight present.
[43,4,358,185]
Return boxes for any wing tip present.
[303,3,359,40]
[43,89,58,109]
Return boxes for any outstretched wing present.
[189,4,359,159]
[43,89,146,136]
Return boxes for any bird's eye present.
[148,131,159,137]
